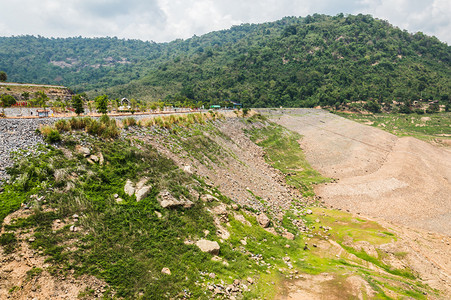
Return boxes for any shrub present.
[364,101,381,113]
[46,129,62,143]
[54,119,71,132]
[69,117,88,130]
[413,108,424,114]
[99,114,110,124]
[122,117,137,128]
[39,125,62,144]
[0,233,17,254]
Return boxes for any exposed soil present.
[0,208,109,300]
[266,108,451,236]
[138,116,302,216]
[262,108,451,298]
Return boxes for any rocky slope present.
[0,111,450,299]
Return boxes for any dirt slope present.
[266,108,451,236]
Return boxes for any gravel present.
[0,118,54,184]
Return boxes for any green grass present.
[337,112,451,143]
[246,122,331,197]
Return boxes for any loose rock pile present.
[0,119,54,184]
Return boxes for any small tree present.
[21,92,30,100]
[72,94,84,116]
[34,91,49,109]
[130,98,137,114]
[0,71,7,82]
[95,94,109,114]
[149,102,157,112]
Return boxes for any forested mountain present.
[1,14,450,108]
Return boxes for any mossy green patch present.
[337,112,451,143]
[245,122,331,197]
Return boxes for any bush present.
[0,233,17,254]
[54,119,71,132]
[399,105,412,114]
[45,129,62,143]
[413,108,424,114]
[122,117,137,128]
[364,101,381,113]
[0,94,17,107]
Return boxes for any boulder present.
[257,213,270,228]
[283,232,295,240]
[183,165,193,174]
[76,145,90,157]
[158,190,181,208]
[161,267,171,275]
[201,194,218,202]
[158,190,194,208]
[213,203,228,216]
[135,185,152,201]
[124,180,135,196]
[89,155,99,162]
[183,200,194,208]
[196,239,220,255]
[136,177,149,190]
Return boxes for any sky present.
[0,0,450,44]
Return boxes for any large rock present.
[75,145,91,157]
[124,179,135,196]
[136,177,149,190]
[283,231,295,240]
[135,185,152,201]
[158,190,183,208]
[200,194,218,202]
[161,267,171,275]
[196,239,220,255]
[257,213,270,228]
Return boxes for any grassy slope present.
[0,115,441,299]
[336,112,451,143]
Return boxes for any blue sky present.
[1,0,450,44]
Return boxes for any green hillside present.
[1,14,450,109]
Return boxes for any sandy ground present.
[267,108,451,236]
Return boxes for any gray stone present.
[200,194,217,202]
[135,185,152,201]
[161,267,171,275]
[257,213,270,228]
[283,232,295,240]
[124,179,135,196]
[76,145,91,157]
[196,239,220,255]
[89,154,99,162]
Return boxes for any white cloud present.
[0,0,449,43]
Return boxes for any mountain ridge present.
[1,14,450,108]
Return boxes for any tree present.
[72,94,84,116]
[0,71,7,82]
[95,94,109,114]
[130,98,137,114]
[34,91,49,108]
[0,94,16,107]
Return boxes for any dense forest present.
[1,14,450,108]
